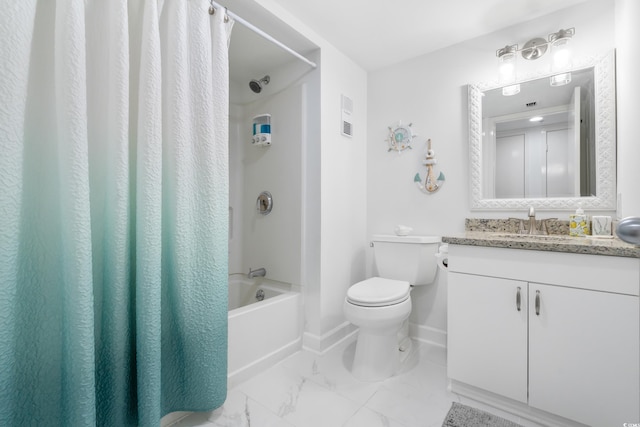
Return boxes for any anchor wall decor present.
[414,138,445,194]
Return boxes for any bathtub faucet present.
[248,267,266,279]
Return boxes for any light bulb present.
[499,52,516,84]
[497,45,518,86]
[549,28,574,72]
[548,29,574,87]
[551,38,572,71]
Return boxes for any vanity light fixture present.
[496,44,519,96]
[549,28,574,71]
[497,44,517,85]
[496,28,575,92]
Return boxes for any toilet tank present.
[372,234,441,285]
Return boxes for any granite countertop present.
[442,231,640,258]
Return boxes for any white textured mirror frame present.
[468,51,616,211]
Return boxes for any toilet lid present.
[347,277,410,307]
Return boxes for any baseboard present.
[408,322,447,348]
[303,321,358,355]
[450,380,586,427]
[303,322,444,354]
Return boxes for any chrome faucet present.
[510,208,557,235]
[527,206,538,235]
[512,207,555,235]
[248,267,266,279]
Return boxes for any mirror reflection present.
[482,67,595,199]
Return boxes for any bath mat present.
[442,402,523,427]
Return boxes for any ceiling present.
[266,0,590,71]
[227,0,592,99]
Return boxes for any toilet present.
[344,234,441,381]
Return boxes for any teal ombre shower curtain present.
[0,1,231,425]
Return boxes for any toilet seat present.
[346,277,410,307]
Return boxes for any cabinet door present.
[447,273,528,402]
[529,283,640,426]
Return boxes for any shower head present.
[249,75,270,93]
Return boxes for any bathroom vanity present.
[443,232,640,426]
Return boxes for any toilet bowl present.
[344,277,412,381]
[344,234,440,381]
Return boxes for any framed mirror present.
[468,51,616,210]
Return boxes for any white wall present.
[316,46,368,343]
[367,0,615,343]
[230,84,304,283]
[615,0,640,218]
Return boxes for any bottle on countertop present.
[569,204,590,237]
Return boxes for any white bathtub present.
[227,273,302,388]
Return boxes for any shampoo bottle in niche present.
[569,204,590,237]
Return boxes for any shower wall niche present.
[229,83,305,287]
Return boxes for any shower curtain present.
[0,1,231,426]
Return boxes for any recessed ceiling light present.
[530,116,544,122]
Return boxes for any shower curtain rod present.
[210,1,317,69]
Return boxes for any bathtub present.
[227,273,302,388]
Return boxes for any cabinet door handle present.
[516,287,521,311]
[535,290,541,316]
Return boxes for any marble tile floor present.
[172,339,540,427]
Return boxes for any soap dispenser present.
[569,204,590,237]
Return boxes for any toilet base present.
[352,324,402,381]
[344,296,412,382]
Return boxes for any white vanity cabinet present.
[448,273,528,403]
[528,282,639,425]
[447,244,640,426]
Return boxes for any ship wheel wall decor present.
[387,122,415,152]
[414,139,445,194]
